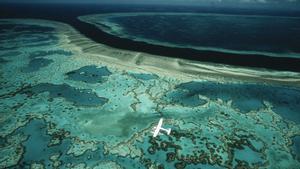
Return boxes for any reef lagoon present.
[79,13,300,59]
[1,14,300,169]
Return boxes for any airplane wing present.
[157,118,163,128]
[153,118,164,137]
[153,127,160,137]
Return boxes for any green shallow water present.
[0,19,300,169]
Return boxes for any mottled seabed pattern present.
[1,18,300,169]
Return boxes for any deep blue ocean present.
[106,14,300,57]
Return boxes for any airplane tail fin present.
[167,128,171,135]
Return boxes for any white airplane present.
[152,118,171,138]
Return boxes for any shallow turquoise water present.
[0,19,300,169]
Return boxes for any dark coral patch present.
[166,81,300,123]
[130,73,158,81]
[291,136,300,162]
[22,58,53,72]
[29,50,73,59]
[66,65,111,84]
[23,83,108,106]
